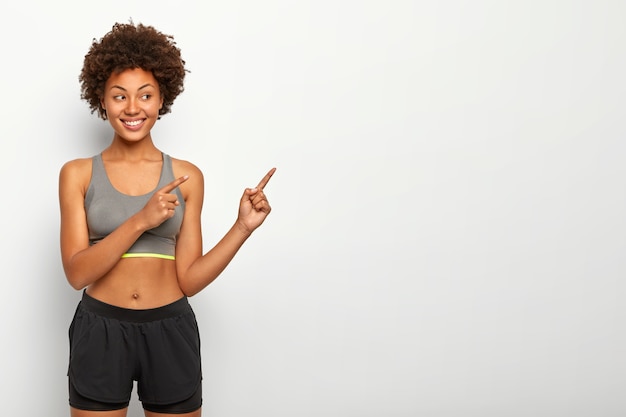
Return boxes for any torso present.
[86,258,184,309]
[83,150,186,309]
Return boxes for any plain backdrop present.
[1,1,625,416]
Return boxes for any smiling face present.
[101,68,164,143]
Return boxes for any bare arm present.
[59,159,189,290]
[175,167,276,296]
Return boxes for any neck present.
[104,138,161,161]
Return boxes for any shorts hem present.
[69,402,129,412]
[138,376,202,405]
[69,371,133,405]
[143,403,202,414]
[68,372,130,411]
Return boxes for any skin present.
[60,68,275,417]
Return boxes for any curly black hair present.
[79,22,188,120]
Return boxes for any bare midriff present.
[85,257,185,309]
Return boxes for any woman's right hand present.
[139,175,189,229]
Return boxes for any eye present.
[113,95,125,101]
[141,94,152,100]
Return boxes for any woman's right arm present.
[58,159,145,290]
[59,159,189,290]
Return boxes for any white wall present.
[1,1,625,416]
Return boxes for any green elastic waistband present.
[121,253,175,260]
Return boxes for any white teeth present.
[124,120,142,126]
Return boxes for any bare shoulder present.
[170,157,204,199]
[59,157,93,191]
[171,157,203,180]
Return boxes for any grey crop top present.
[85,153,185,260]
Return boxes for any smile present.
[123,119,144,126]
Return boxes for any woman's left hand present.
[237,168,276,234]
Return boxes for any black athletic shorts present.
[68,291,202,413]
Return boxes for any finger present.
[158,175,189,194]
[240,187,256,204]
[253,200,271,213]
[250,191,266,205]
[256,168,276,190]
[158,194,181,205]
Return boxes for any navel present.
[132,293,139,300]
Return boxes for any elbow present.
[182,289,199,298]
[177,272,216,298]
[178,280,201,298]
[64,267,89,291]
[67,279,87,291]
[66,276,88,291]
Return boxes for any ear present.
[159,94,164,110]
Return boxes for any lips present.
[121,119,145,130]
[124,119,144,126]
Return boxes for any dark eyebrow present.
[109,83,155,92]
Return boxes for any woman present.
[59,22,274,416]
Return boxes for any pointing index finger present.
[257,168,276,190]
[159,175,189,194]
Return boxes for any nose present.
[124,97,140,115]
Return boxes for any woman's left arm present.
[174,162,275,296]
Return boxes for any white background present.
[1,1,625,416]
